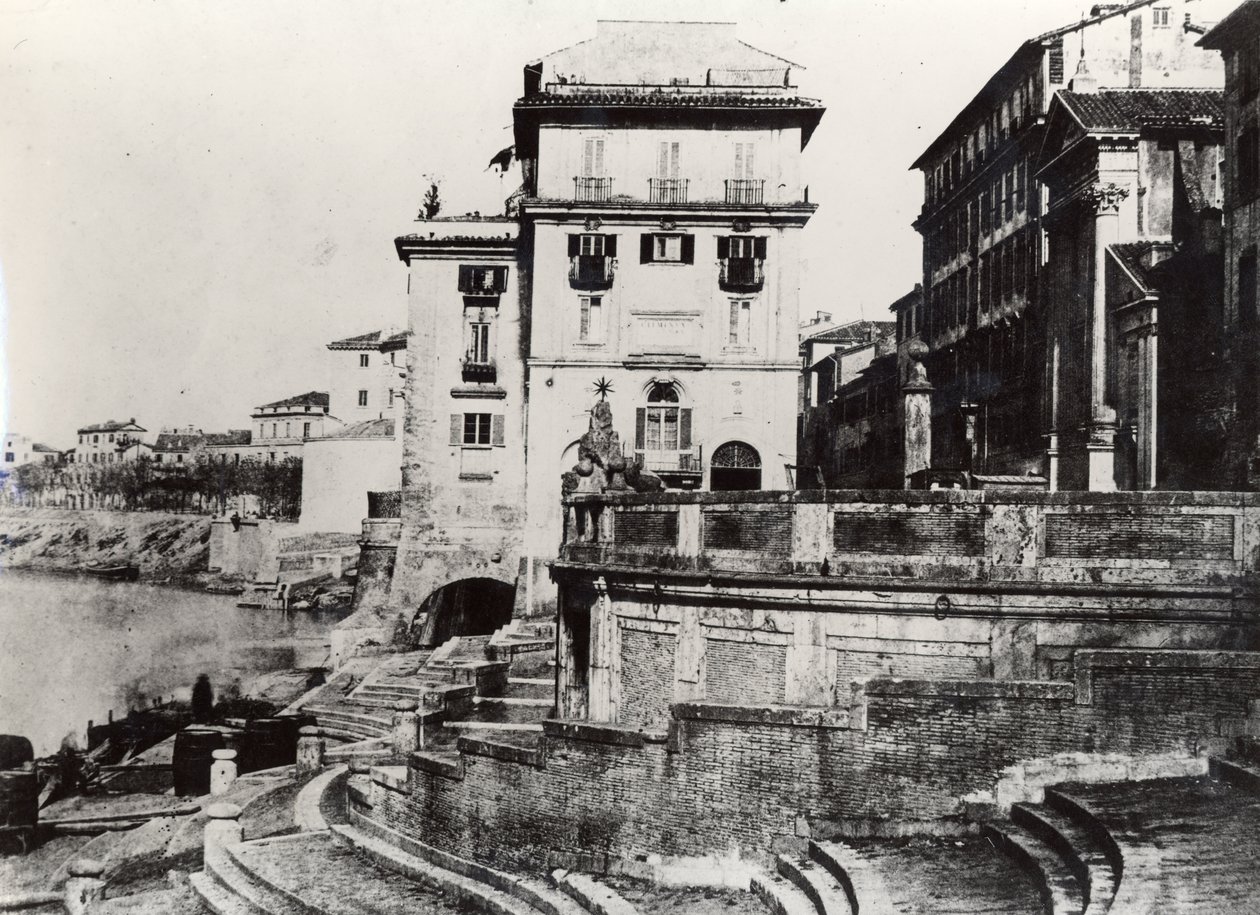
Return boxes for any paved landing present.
[1059,776,1260,914]
[843,836,1043,915]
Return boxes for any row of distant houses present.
[2,328,408,532]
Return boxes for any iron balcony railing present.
[648,178,689,204]
[725,179,764,205]
[461,355,497,383]
[574,177,613,202]
[457,267,507,296]
[719,257,765,290]
[633,446,703,475]
[569,255,615,289]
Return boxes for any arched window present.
[710,441,762,491]
[634,382,697,485]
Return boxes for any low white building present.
[298,418,402,533]
[1,433,60,470]
[249,392,340,461]
[73,419,150,464]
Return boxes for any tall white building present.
[373,20,826,635]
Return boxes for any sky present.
[0,0,1112,448]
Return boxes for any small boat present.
[84,562,140,582]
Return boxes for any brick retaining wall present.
[361,649,1260,872]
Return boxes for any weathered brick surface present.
[1044,512,1234,560]
[833,511,984,556]
[615,511,678,548]
[363,651,1260,873]
[706,639,786,705]
[702,508,792,554]
[836,648,987,683]
[619,630,676,727]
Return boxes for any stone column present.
[1137,330,1158,490]
[64,859,105,915]
[295,726,325,777]
[588,576,617,723]
[902,340,934,488]
[203,803,243,870]
[391,700,419,755]
[209,748,238,796]
[1084,182,1129,492]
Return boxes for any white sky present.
[1,0,1105,447]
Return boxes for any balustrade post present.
[203,803,243,870]
[63,859,105,915]
[296,726,325,777]
[392,700,420,755]
[209,748,238,796]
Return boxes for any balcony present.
[633,446,703,488]
[461,356,497,383]
[569,254,615,290]
[719,257,765,291]
[725,179,764,205]
[648,178,689,205]
[457,266,507,297]
[574,177,613,202]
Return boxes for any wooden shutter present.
[635,408,646,449]
[568,235,580,257]
[450,414,463,445]
[679,408,692,450]
[754,236,767,259]
[729,301,740,343]
[680,235,695,264]
[491,414,505,447]
[495,267,508,292]
[734,143,743,180]
[457,265,471,292]
[640,234,654,264]
[657,142,669,180]
[717,236,730,259]
[606,234,617,257]
[579,298,590,341]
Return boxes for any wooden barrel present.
[242,718,300,774]
[173,729,224,797]
[0,736,33,771]
[0,770,38,854]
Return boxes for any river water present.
[0,571,340,755]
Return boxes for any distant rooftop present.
[1056,88,1223,132]
[203,430,252,447]
[327,329,409,351]
[254,391,330,412]
[320,418,395,440]
[803,319,896,347]
[153,432,204,452]
[528,20,801,90]
[77,419,145,434]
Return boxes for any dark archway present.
[710,441,762,491]
[414,577,515,646]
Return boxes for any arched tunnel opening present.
[414,577,516,647]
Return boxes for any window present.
[93,435,99,443]
[579,234,606,256]
[657,141,680,180]
[357,390,369,407]
[360,354,370,368]
[1153,6,1170,27]
[457,265,508,295]
[734,142,756,179]
[464,413,491,445]
[303,422,311,439]
[271,423,277,436]
[579,296,604,343]
[259,423,264,438]
[728,299,752,346]
[640,233,694,264]
[284,422,291,437]
[1238,122,1259,200]
[583,137,605,177]
[4,453,13,463]
[468,323,492,362]
[451,413,504,447]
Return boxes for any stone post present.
[64,859,106,915]
[1084,182,1128,492]
[296,726,325,777]
[391,700,419,755]
[209,748,238,796]
[203,803,243,870]
[902,340,934,488]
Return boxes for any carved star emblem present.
[592,377,614,401]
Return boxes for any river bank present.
[0,507,215,585]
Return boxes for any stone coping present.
[863,679,1077,701]
[563,489,1260,508]
[673,702,853,729]
[542,719,667,747]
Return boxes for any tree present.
[419,180,441,220]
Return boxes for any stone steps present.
[197,830,490,914]
[1011,799,1118,914]
[982,821,1084,915]
[334,815,618,915]
[807,842,900,915]
[750,870,817,915]
[300,706,392,741]
[775,853,853,914]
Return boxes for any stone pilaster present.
[1083,182,1129,492]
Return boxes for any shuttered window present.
[640,233,694,263]
[728,299,752,345]
[450,413,504,447]
[583,137,605,178]
[579,296,603,342]
[657,141,680,179]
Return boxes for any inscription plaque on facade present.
[631,312,701,353]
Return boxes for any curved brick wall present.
[359,649,1260,872]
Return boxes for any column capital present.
[1084,182,1129,214]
